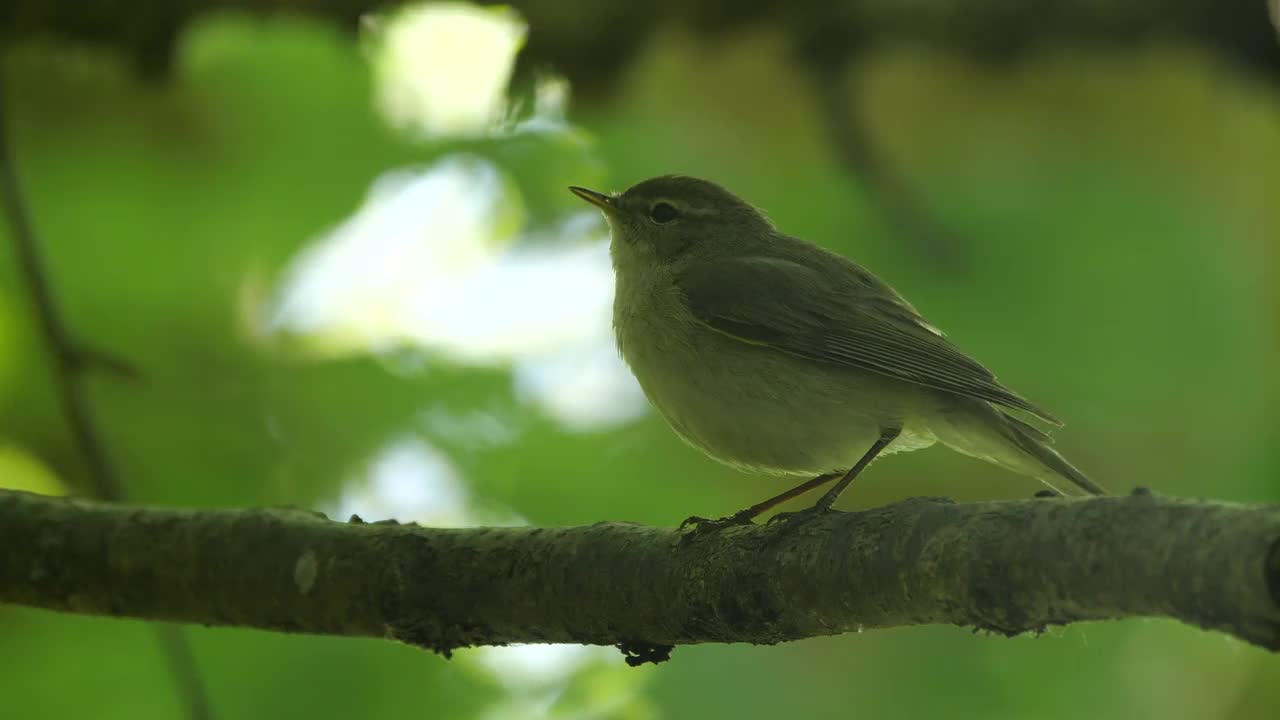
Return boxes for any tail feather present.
[1000,411,1107,496]
[931,399,1107,496]
[1001,412,1054,445]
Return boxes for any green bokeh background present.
[2,8,1278,720]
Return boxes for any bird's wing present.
[675,255,1062,425]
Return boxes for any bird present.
[569,175,1104,528]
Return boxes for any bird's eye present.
[649,202,678,224]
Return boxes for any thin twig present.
[154,622,214,720]
[0,68,212,720]
[0,78,122,500]
[801,47,970,271]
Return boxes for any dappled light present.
[0,444,66,495]
[268,3,643,435]
[368,3,528,137]
[266,154,644,431]
[466,643,651,720]
[329,436,499,527]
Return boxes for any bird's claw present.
[765,505,833,529]
[677,511,754,544]
[677,515,712,532]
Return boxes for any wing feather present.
[675,255,1062,425]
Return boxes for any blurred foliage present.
[1,3,1278,719]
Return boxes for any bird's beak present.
[568,186,616,214]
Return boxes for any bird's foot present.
[765,504,834,529]
[677,510,755,545]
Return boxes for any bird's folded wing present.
[675,256,1062,425]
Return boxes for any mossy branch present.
[2,489,1278,662]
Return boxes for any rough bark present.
[3,488,1278,662]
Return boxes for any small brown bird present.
[570,176,1104,526]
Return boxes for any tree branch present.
[3,489,1278,662]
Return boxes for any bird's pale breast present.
[614,276,936,476]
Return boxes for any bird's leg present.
[767,426,901,526]
[679,471,841,534]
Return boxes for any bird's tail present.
[932,400,1107,496]
[998,412,1107,496]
